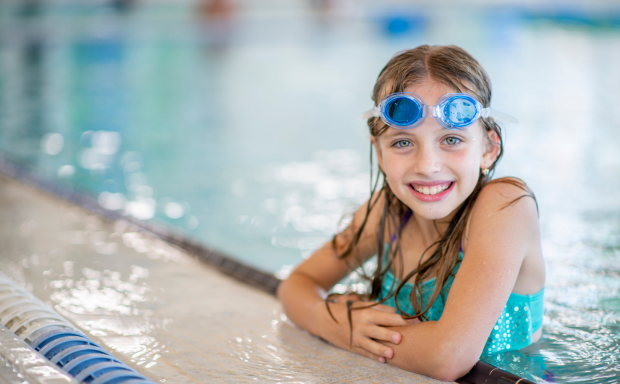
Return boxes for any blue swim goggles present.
[361,92,518,130]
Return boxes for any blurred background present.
[1,0,619,382]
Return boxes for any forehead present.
[404,80,459,105]
[377,77,473,106]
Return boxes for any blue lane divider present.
[0,274,155,384]
[31,329,86,350]
[64,354,123,376]
[28,327,154,384]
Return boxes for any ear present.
[370,136,385,172]
[481,129,500,170]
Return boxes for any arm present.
[380,182,542,380]
[278,194,415,362]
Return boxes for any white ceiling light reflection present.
[125,199,156,220]
[49,268,149,316]
[78,131,122,172]
[40,133,64,155]
[164,202,185,219]
[48,263,167,371]
[98,192,127,210]
[57,165,75,178]
[187,215,199,229]
[92,131,121,155]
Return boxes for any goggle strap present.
[482,108,519,124]
[360,107,379,120]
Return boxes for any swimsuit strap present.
[390,209,413,243]
[403,209,413,226]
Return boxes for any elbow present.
[432,363,474,382]
[425,341,479,381]
[276,277,288,301]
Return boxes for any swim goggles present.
[361,92,518,130]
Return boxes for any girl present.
[277,45,545,381]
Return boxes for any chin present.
[412,206,454,221]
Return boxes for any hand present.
[325,297,420,363]
[327,293,365,305]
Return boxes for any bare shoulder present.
[474,177,538,217]
[463,177,539,250]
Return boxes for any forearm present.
[380,322,478,381]
[277,273,345,344]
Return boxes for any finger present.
[358,336,394,360]
[370,306,422,325]
[371,304,397,314]
[365,325,402,344]
[370,312,416,327]
[353,346,385,363]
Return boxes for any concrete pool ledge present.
[0,155,533,384]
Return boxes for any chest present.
[387,226,441,280]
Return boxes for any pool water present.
[1,1,620,382]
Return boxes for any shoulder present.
[463,177,539,249]
[475,177,538,216]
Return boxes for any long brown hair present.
[327,45,536,337]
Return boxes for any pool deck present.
[0,173,448,384]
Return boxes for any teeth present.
[413,183,450,195]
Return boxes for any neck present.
[410,209,457,248]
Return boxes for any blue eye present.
[444,137,461,146]
[394,140,412,148]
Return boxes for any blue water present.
[1,2,619,382]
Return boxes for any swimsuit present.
[377,249,544,355]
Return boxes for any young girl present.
[277,45,545,381]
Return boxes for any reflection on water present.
[1,1,620,382]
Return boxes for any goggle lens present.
[386,97,421,126]
[443,97,477,126]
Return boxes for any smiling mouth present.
[410,182,453,196]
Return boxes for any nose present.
[413,143,441,175]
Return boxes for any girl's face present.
[372,80,499,221]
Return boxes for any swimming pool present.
[1,1,619,382]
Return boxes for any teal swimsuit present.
[377,250,544,355]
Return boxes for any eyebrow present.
[382,126,473,139]
[381,129,414,140]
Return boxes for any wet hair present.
[326,45,536,342]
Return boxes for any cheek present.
[451,147,481,168]
[450,147,482,183]
[382,156,405,181]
